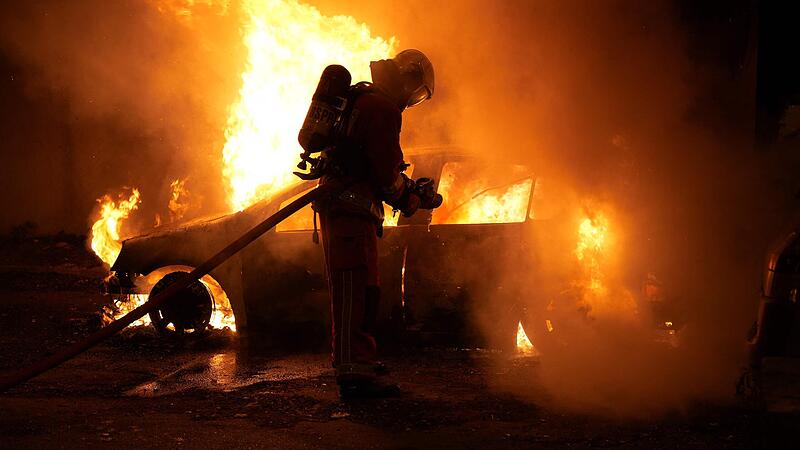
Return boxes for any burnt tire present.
[148,271,214,337]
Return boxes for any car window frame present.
[425,155,537,227]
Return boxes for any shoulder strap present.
[339,82,375,139]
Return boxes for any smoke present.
[0,0,244,234]
[2,0,798,418]
[321,0,799,416]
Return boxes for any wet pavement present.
[124,351,330,397]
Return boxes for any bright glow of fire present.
[103,294,151,327]
[90,189,142,267]
[222,0,396,211]
[433,163,533,225]
[104,266,237,331]
[168,178,191,222]
[515,321,538,355]
[575,214,609,295]
[572,209,638,318]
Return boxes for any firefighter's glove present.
[413,178,443,210]
[385,174,441,217]
[401,193,421,217]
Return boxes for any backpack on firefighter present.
[295,64,373,181]
[295,49,435,181]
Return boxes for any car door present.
[239,181,330,347]
[402,157,536,348]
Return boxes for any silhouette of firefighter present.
[296,49,441,398]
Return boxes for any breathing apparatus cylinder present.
[298,65,352,153]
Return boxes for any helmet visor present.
[406,85,432,108]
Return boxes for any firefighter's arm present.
[362,104,421,216]
[381,172,443,216]
[383,172,421,217]
[360,98,442,216]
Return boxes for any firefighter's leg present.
[320,214,398,398]
[319,213,378,379]
[330,267,378,380]
[363,286,381,335]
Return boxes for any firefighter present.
[313,49,438,399]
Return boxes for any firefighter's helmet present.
[393,49,434,108]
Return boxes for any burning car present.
[102,147,568,351]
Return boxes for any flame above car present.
[221,0,396,211]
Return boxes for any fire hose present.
[0,182,339,393]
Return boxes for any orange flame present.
[222,0,396,211]
[575,213,609,296]
[515,321,538,356]
[103,294,151,327]
[104,266,237,331]
[90,189,142,267]
[573,209,637,318]
[432,163,534,225]
[168,178,197,222]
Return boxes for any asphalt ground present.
[0,237,767,449]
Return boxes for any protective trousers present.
[319,212,380,382]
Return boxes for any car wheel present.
[148,271,214,337]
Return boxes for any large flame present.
[90,189,142,267]
[222,0,396,211]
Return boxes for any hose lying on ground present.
[0,182,337,392]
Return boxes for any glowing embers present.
[221,0,396,211]
[90,188,142,267]
[432,162,533,225]
[515,321,539,356]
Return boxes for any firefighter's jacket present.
[317,90,406,224]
